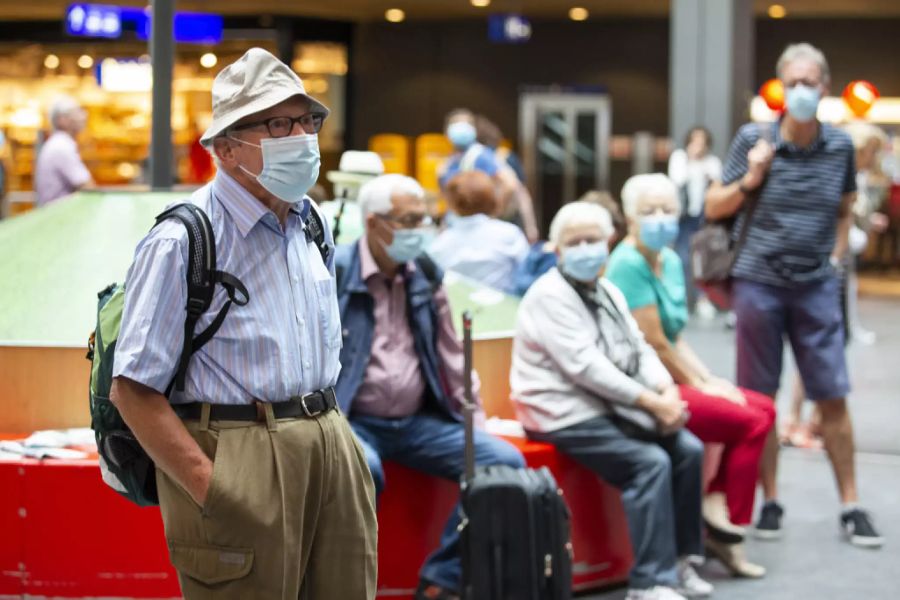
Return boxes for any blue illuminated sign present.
[65,4,121,39]
[66,4,222,44]
[133,11,224,44]
[488,14,532,44]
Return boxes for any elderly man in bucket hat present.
[110,48,377,599]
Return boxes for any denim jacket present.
[333,243,460,420]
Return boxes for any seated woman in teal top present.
[606,173,775,580]
[606,242,687,343]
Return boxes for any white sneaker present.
[625,586,688,600]
[677,559,714,597]
[695,298,717,321]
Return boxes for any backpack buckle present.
[186,297,206,317]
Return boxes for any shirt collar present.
[212,171,307,238]
[773,117,826,154]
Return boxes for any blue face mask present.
[639,215,679,251]
[447,121,477,149]
[233,134,320,203]
[560,241,609,283]
[785,84,821,123]
[385,229,434,264]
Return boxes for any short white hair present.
[549,201,614,247]
[358,174,425,222]
[48,96,81,131]
[777,43,830,85]
[620,173,679,219]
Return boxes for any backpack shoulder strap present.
[304,201,332,267]
[154,203,249,394]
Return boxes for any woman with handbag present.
[511,200,711,600]
[605,174,774,578]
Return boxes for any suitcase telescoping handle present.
[462,310,476,483]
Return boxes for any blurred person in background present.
[706,42,883,548]
[512,201,711,600]
[439,108,538,241]
[34,96,93,206]
[606,174,774,578]
[475,114,526,183]
[430,170,529,295]
[668,126,721,318]
[0,130,9,218]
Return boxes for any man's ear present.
[212,137,237,167]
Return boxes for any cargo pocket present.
[169,542,254,585]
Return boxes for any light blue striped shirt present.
[113,171,341,405]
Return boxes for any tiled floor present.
[586,294,900,600]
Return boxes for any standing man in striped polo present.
[110,48,377,598]
[706,43,883,549]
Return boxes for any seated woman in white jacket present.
[510,201,710,600]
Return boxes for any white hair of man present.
[48,96,82,131]
[358,174,425,223]
[549,201,614,247]
[620,173,680,219]
[776,42,830,85]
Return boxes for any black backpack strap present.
[415,253,442,294]
[155,202,249,394]
[304,201,331,266]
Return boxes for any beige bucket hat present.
[200,47,330,147]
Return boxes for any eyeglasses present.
[229,112,327,137]
[379,213,434,230]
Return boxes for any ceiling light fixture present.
[77,55,94,69]
[44,54,60,69]
[569,7,589,21]
[471,0,491,7]
[200,52,218,68]
[385,8,405,23]
[768,4,787,19]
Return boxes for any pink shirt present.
[34,131,91,206]
[352,237,480,418]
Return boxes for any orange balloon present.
[843,80,880,118]
[759,79,785,111]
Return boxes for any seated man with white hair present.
[35,96,93,206]
[333,173,525,600]
[511,200,710,600]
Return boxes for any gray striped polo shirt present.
[721,121,856,288]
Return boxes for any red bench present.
[0,436,632,598]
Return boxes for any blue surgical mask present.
[447,121,477,149]
[560,241,609,282]
[639,215,679,251]
[233,134,320,203]
[785,84,821,123]
[385,229,434,264]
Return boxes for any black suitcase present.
[459,311,573,600]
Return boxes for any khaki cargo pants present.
[156,405,378,599]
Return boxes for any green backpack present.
[87,203,250,506]
[88,200,330,506]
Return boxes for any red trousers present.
[679,385,776,525]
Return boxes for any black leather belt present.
[173,387,337,421]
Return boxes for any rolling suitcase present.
[459,311,573,600]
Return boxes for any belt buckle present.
[300,393,322,418]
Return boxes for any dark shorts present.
[733,276,850,401]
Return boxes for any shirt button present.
[304,361,311,369]
[292,275,299,283]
